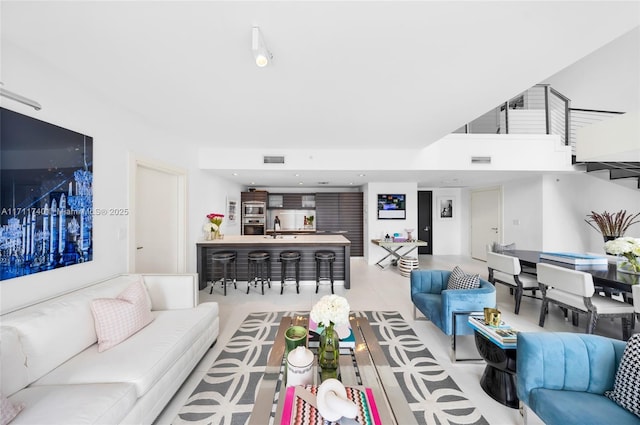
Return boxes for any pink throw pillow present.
[91,280,154,352]
[1,394,24,425]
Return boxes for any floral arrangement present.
[585,210,640,238]
[310,295,350,328]
[604,237,640,273]
[203,213,224,234]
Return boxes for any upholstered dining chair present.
[537,263,635,340]
[486,252,539,314]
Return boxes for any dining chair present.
[486,252,539,314]
[633,284,640,318]
[537,263,635,341]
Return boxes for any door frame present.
[128,154,188,273]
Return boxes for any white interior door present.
[471,187,502,261]
[131,159,186,273]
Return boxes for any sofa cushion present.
[447,266,480,290]
[33,303,218,397]
[0,327,29,397]
[8,383,136,425]
[529,388,640,425]
[0,275,138,385]
[1,394,24,425]
[91,280,154,352]
[605,333,640,418]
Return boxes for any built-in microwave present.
[242,217,265,235]
[242,201,266,218]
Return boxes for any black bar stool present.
[247,251,271,295]
[315,250,336,294]
[209,251,237,296]
[279,251,301,294]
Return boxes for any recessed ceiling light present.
[232,173,238,176]
[298,182,304,185]
[358,173,366,177]
[294,173,300,177]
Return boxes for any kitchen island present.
[196,234,351,290]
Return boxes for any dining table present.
[501,249,639,294]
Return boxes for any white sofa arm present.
[139,274,199,310]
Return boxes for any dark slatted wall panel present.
[340,193,363,256]
[203,245,346,285]
[316,193,341,231]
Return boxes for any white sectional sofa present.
[0,273,219,425]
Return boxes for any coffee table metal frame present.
[249,314,417,425]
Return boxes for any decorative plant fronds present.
[585,210,640,237]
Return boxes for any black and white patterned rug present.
[174,311,488,425]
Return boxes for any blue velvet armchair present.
[410,269,496,335]
[517,332,639,425]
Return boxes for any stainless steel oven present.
[243,217,265,235]
[242,201,266,218]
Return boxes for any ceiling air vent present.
[471,156,492,164]
[263,155,285,164]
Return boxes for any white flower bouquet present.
[604,237,640,273]
[310,295,350,328]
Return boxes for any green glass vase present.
[318,322,340,381]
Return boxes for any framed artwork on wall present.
[227,198,237,223]
[1,107,94,281]
[438,197,455,220]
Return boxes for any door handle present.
[136,246,144,250]
[424,226,430,231]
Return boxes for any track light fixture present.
[0,82,42,110]
[252,27,272,68]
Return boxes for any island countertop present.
[196,234,351,291]
[197,234,350,245]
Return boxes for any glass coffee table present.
[249,314,417,425]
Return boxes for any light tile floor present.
[155,255,629,425]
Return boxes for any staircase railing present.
[454,84,623,156]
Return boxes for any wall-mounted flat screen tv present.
[377,194,406,219]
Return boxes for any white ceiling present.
[2,1,639,188]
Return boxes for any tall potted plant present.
[585,210,640,241]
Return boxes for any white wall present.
[1,41,243,313]
[543,173,640,253]
[502,177,544,250]
[543,27,639,113]
[364,182,418,265]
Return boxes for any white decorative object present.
[316,378,358,422]
[398,256,419,277]
[286,346,314,387]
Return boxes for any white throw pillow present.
[1,394,24,425]
[91,280,154,352]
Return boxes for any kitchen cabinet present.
[268,193,315,210]
[316,192,363,256]
[241,191,268,204]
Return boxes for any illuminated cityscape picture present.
[1,108,93,281]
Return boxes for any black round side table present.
[473,331,519,408]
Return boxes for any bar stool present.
[247,251,271,295]
[209,251,237,296]
[315,250,335,294]
[279,251,301,294]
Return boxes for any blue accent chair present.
[517,332,639,425]
[410,269,496,335]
